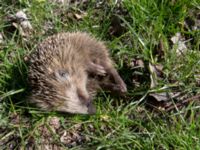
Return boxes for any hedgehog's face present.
[52,69,96,115]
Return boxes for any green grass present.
[0,0,200,149]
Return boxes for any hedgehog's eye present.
[58,70,68,77]
[55,69,68,80]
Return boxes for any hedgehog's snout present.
[77,89,96,114]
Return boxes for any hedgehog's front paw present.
[100,82,127,95]
[88,62,106,76]
[118,81,127,93]
[112,83,127,94]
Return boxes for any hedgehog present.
[27,32,127,114]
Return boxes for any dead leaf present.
[74,11,87,20]
[137,59,145,68]
[60,130,85,147]
[38,125,52,139]
[171,32,181,43]
[0,33,3,44]
[130,58,145,69]
[20,20,33,30]
[48,116,60,131]
[149,63,164,88]
[165,94,200,111]
[146,90,191,112]
[149,92,169,102]
[170,32,187,55]
[184,11,200,31]
[60,131,71,144]
[49,0,70,5]
[149,63,157,88]
[12,22,27,38]
[149,92,182,102]
[149,63,158,88]
[194,74,200,86]
[4,10,33,40]
[43,21,54,33]
[15,10,33,31]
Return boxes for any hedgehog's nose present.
[87,102,96,115]
[77,89,96,114]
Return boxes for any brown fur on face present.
[27,32,126,114]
